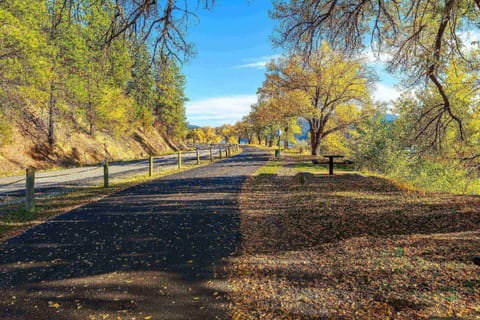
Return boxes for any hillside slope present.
[0,121,176,176]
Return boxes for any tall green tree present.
[154,57,188,140]
[127,37,156,128]
[0,0,52,140]
[73,1,134,137]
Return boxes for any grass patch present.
[255,160,282,176]
[231,160,480,319]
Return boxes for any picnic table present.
[323,155,344,175]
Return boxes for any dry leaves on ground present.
[228,164,480,319]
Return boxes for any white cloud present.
[458,29,480,52]
[373,82,402,105]
[186,95,257,127]
[362,45,393,67]
[234,55,280,70]
[235,61,269,69]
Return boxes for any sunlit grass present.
[254,160,282,176]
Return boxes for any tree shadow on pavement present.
[0,148,269,320]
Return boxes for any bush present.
[351,113,480,195]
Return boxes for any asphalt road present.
[0,149,217,205]
[0,147,269,319]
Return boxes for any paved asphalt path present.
[0,149,214,205]
[0,147,269,320]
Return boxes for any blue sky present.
[182,0,401,127]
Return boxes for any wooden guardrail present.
[18,144,242,213]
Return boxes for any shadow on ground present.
[241,172,480,255]
[0,148,269,320]
[232,169,480,319]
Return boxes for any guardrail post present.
[103,159,109,188]
[328,156,334,175]
[225,147,228,158]
[196,149,200,165]
[149,155,153,176]
[177,151,182,170]
[210,146,213,162]
[25,168,35,213]
[219,147,222,159]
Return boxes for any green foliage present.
[0,1,51,109]
[127,39,156,128]
[406,158,480,195]
[0,0,190,148]
[351,110,480,195]
[97,87,136,138]
[154,57,188,139]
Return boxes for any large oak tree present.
[262,42,373,155]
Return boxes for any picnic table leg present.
[329,156,334,175]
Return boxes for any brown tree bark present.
[87,99,96,136]
[256,133,262,145]
[283,125,290,149]
[310,128,321,156]
[48,81,56,146]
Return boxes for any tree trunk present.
[310,128,321,156]
[284,125,290,149]
[264,136,268,146]
[48,81,56,146]
[89,121,95,137]
[87,100,96,136]
[256,133,262,145]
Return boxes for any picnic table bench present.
[323,155,344,175]
[283,154,350,175]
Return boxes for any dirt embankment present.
[0,123,179,176]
